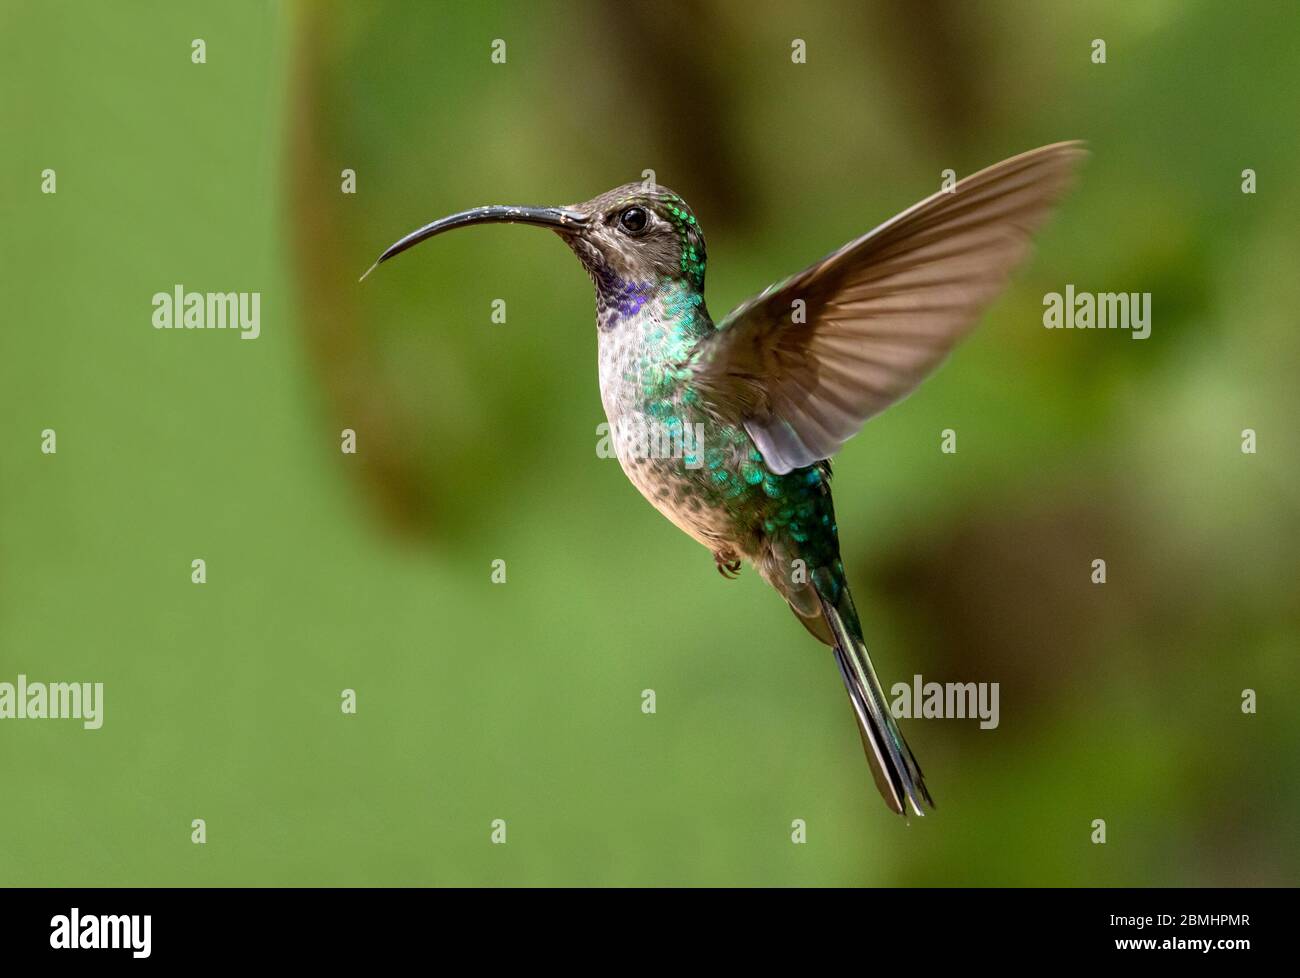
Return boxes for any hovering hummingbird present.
[364,142,1085,816]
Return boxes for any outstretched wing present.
[691,142,1086,473]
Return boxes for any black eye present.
[618,207,648,233]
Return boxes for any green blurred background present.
[2,0,1297,886]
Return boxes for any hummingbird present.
[364,142,1085,816]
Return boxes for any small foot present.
[714,551,743,579]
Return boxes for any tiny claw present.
[714,554,742,580]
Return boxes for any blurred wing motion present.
[692,141,1087,473]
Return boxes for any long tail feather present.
[818,585,933,817]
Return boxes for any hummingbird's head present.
[362,182,706,296]
[560,183,707,293]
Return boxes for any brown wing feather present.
[693,142,1087,473]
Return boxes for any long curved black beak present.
[361,205,587,281]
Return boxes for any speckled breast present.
[596,298,837,561]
